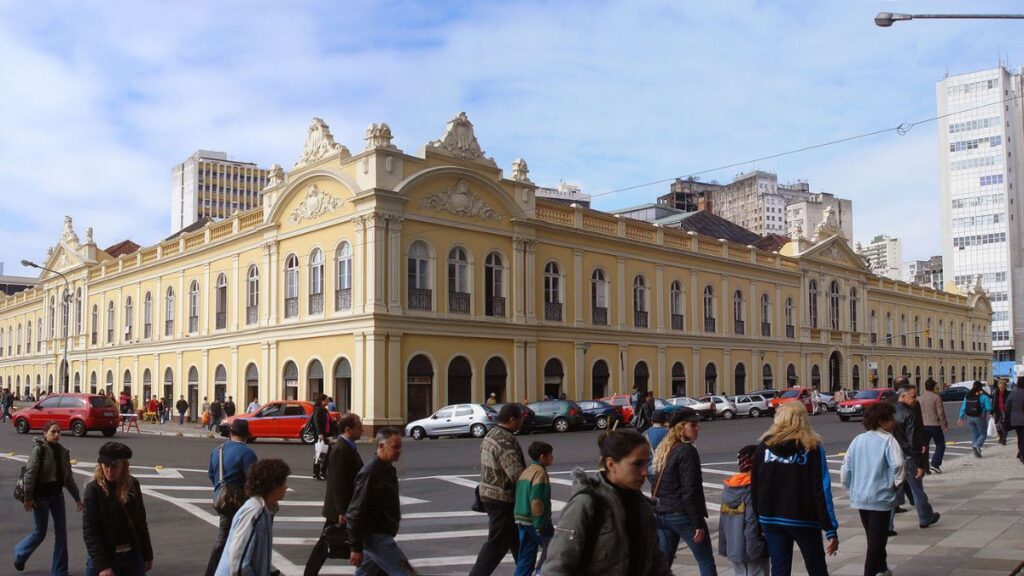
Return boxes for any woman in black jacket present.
[82,442,153,576]
[651,408,717,575]
[311,395,331,480]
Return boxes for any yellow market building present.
[0,114,993,429]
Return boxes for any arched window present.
[960,322,965,349]
[283,361,298,401]
[543,262,562,321]
[105,370,114,393]
[671,362,687,397]
[74,372,81,393]
[143,292,152,339]
[106,301,115,343]
[309,249,324,314]
[49,296,56,338]
[849,288,858,332]
[0,326,4,357]
[163,367,174,400]
[25,321,31,354]
[633,276,648,328]
[16,324,21,355]
[165,288,175,336]
[828,281,840,331]
[926,318,933,348]
[124,296,134,340]
[335,242,352,311]
[407,241,431,310]
[787,364,798,386]
[913,316,920,347]
[142,369,151,400]
[90,371,97,394]
[704,363,717,394]
[670,280,683,330]
[246,265,259,324]
[485,252,505,317]
[703,286,715,332]
[785,297,794,337]
[733,289,744,334]
[215,273,228,328]
[885,312,893,344]
[811,365,821,389]
[188,280,200,333]
[762,363,773,388]
[870,309,878,342]
[91,304,99,344]
[75,288,83,334]
[900,314,908,346]
[36,316,41,350]
[284,254,299,318]
[592,269,609,325]
[760,294,770,336]
[214,365,227,401]
[123,369,132,394]
[447,247,470,314]
[808,280,818,328]
[852,365,861,390]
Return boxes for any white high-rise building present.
[171,150,271,234]
[937,66,1023,358]
[857,235,902,280]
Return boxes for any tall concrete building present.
[786,192,853,246]
[902,256,944,291]
[938,66,1023,361]
[857,235,902,280]
[171,150,272,234]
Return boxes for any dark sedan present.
[576,400,623,430]
[491,403,538,433]
[939,387,969,402]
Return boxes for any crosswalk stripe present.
[275,529,492,546]
[435,475,567,512]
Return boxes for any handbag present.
[213,445,247,517]
[322,523,351,559]
[14,465,27,503]
[471,486,486,513]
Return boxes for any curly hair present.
[245,458,291,498]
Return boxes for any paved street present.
[0,403,1008,576]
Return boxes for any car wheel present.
[553,417,570,433]
[595,416,609,430]
[15,418,29,434]
[471,423,487,438]
[300,430,316,444]
[410,427,426,441]
[839,416,850,422]
[101,428,116,437]
[71,420,87,437]
[749,408,761,418]
[723,410,735,420]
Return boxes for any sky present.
[2,0,1024,276]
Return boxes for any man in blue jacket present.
[205,419,258,576]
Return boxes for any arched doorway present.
[407,355,434,422]
[244,364,259,407]
[105,371,114,395]
[60,360,69,392]
[308,359,324,401]
[762,364,773,389]
[886,365,894,386]
[333,359,351,412]
[214,365,227,401]
[48,374,54,395]
[787,364,797,386]
[592,360,610,399]
[828,351,842,392]
[122,370,132,396]
[163,368,174,404]
[852,365,861,390]
[484,357,507,403]
[671,362,686,397]
[142,369,152,400]
[544,358,564,399]
[940,365,946,384]
[633,361,650,395]
[187,367,199,421]
[90,372,98,394]
[74,372,81,394]
[734,363,746,395]
[282,361,298,401]
[704,363,717,394]
[811,365,821,389]
[448,356,472,405]
[914,366,921,386]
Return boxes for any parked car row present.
[11,393,122,437]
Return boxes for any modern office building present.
[171,150,273,234]
[937,66,1023,360]
[857,235,903,281]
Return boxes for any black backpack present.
[964,396,982,417]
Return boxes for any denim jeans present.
[889,457,935,529]
[762,524,829,576]
[967,415,987,449]
[514,524,551,576]
[355,534,412,576]
[656,512,718,575]
[86,549,146,576]
[179,411,186,426]
[469,500,519,576]
[15,493,69,576]
[923,425,946,467]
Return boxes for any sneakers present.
[920,512,941,528]
[894,506,908,513]
[930,465,943,474]
[972,446,982,458]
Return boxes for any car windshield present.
[781,389,801,399]
[852,390,880,400]
[90,397,116,409]
[654,398,668,408]
[482,405,497,414]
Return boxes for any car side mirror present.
[431,415,438,419]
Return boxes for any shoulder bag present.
[213,445,247,517]
[321,522,351,559]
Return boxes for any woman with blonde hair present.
[82,442,154,576]
[750,402,839,576]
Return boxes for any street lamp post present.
[875,12,1024,27]
[22,259,71,393]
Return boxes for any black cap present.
[670,407,701,426]
[230,419,250,438]
[652,410,670,425]
[97,442,133,465]
[737,444,757,460]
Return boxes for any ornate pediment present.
[426,112,497,166]
[265,164,285,189]
[364,122,398,151]
[811,205,844,242]
[289,184,344,224]
[801,236,870,273]
[421,179,500,220]
[295,118,350,167]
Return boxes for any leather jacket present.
[893,402,926,468]
[653,442,709,531]
[82,476,154,571]
[23,438,81,503]
[346,457,400,552]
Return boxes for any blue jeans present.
[514,524,551,576]
[656,512,718,575]
[923,425,946,467]
[356,534,412,576]
[86,549,146,576]
[15,493,69,576]
[179,411,186,426]
[889,456,935,529]
[967,416,987,449]
[762,524,829,576]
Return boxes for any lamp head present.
[875,12,912,27]
[21,259,34,268]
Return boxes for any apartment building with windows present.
[857,235,903,281]
[171,150,272,234]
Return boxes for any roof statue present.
[512,158,532,183]
[811,205,843,242]
[85,227,94,245]
[972,274,986,295]
[295,117,349,167]
[266,164,285,189]
[426,112,496,166]
[364,123,397,151]
[61,216,81,249]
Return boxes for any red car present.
[598,394,636,423]
[12,393,121,437]
[770,387,814,413]
[836,388,897,421]
[219,400,340,443]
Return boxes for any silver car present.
[699,395,739,419]
[405,404,498,440]
[728,394,772,418]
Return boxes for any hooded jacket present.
[717,472,767,563]
[751,438,839,540]
[543,468,671,576]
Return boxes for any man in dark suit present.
[304,412,365,576]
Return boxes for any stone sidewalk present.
[672,441,1024,576]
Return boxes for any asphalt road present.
[0,403,975,575]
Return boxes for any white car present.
[666,396,715,420]
[405,404,498,440]
[728,394,772,418]
[699,395,738,420]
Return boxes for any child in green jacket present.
[514,441,554,576]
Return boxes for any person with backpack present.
[718,445,768,576]
[958,381,993,457]
[542,429,671,576]
[205,420,258,576]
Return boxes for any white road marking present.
[435,475,567,511]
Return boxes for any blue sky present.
[2,0,1024,275]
